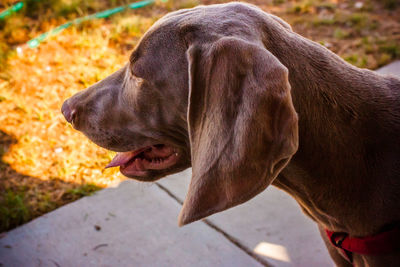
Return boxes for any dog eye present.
[131,74,144,87]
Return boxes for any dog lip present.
[120,166,149,178]
[119,151,179,177]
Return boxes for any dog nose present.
[61,101,76,123]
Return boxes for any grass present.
[65,183,100,198]
[333,28,350,39]
[0,190,30,231]
[0,0,399,232]
[0,183,99,232]
[382,0,398,9]
[283,0,399,68]
[379,42,400,58]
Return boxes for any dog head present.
[61,3,298,225]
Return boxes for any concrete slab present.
[158,170,333,267]
[0,180,263,267]
[376,60,400,76]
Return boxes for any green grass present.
[36,193,57,212]
[177,0,199,9]
[0,183,99,232]
[22,0,123,20]
[349,13,367,26]
[312,17,335,26]
[344,54,368,68]
[65,183,100,198]
[273,0,286,5]
[333,28,350,39]
[163,0,199,11]
[0,190,30,232]
[379,43,400,58]
[316,2,336,11]
[378,53,392,67]
[290,1,313,14]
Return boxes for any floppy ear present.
[178,37,298,226]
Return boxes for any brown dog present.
[61,3,400,266]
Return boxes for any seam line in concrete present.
[155,182,271,267]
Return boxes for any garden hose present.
[0,2,24,20]
[2,0,165,49]
[27,0,161,48]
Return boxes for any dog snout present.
[61,100,77,124]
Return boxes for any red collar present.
[326,226,400,263]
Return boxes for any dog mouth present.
[105,144,180,178]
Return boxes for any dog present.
[61,2,400,266]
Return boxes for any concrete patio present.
[0,170,331,267]
[0,62,398,267]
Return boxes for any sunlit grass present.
[0,0,161,231]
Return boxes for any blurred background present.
[0,0,399,233]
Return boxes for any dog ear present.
[178,37,298,226]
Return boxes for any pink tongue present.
[105,152,135,168]
[105,147,150,169]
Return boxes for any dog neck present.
[263,30,400,235]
